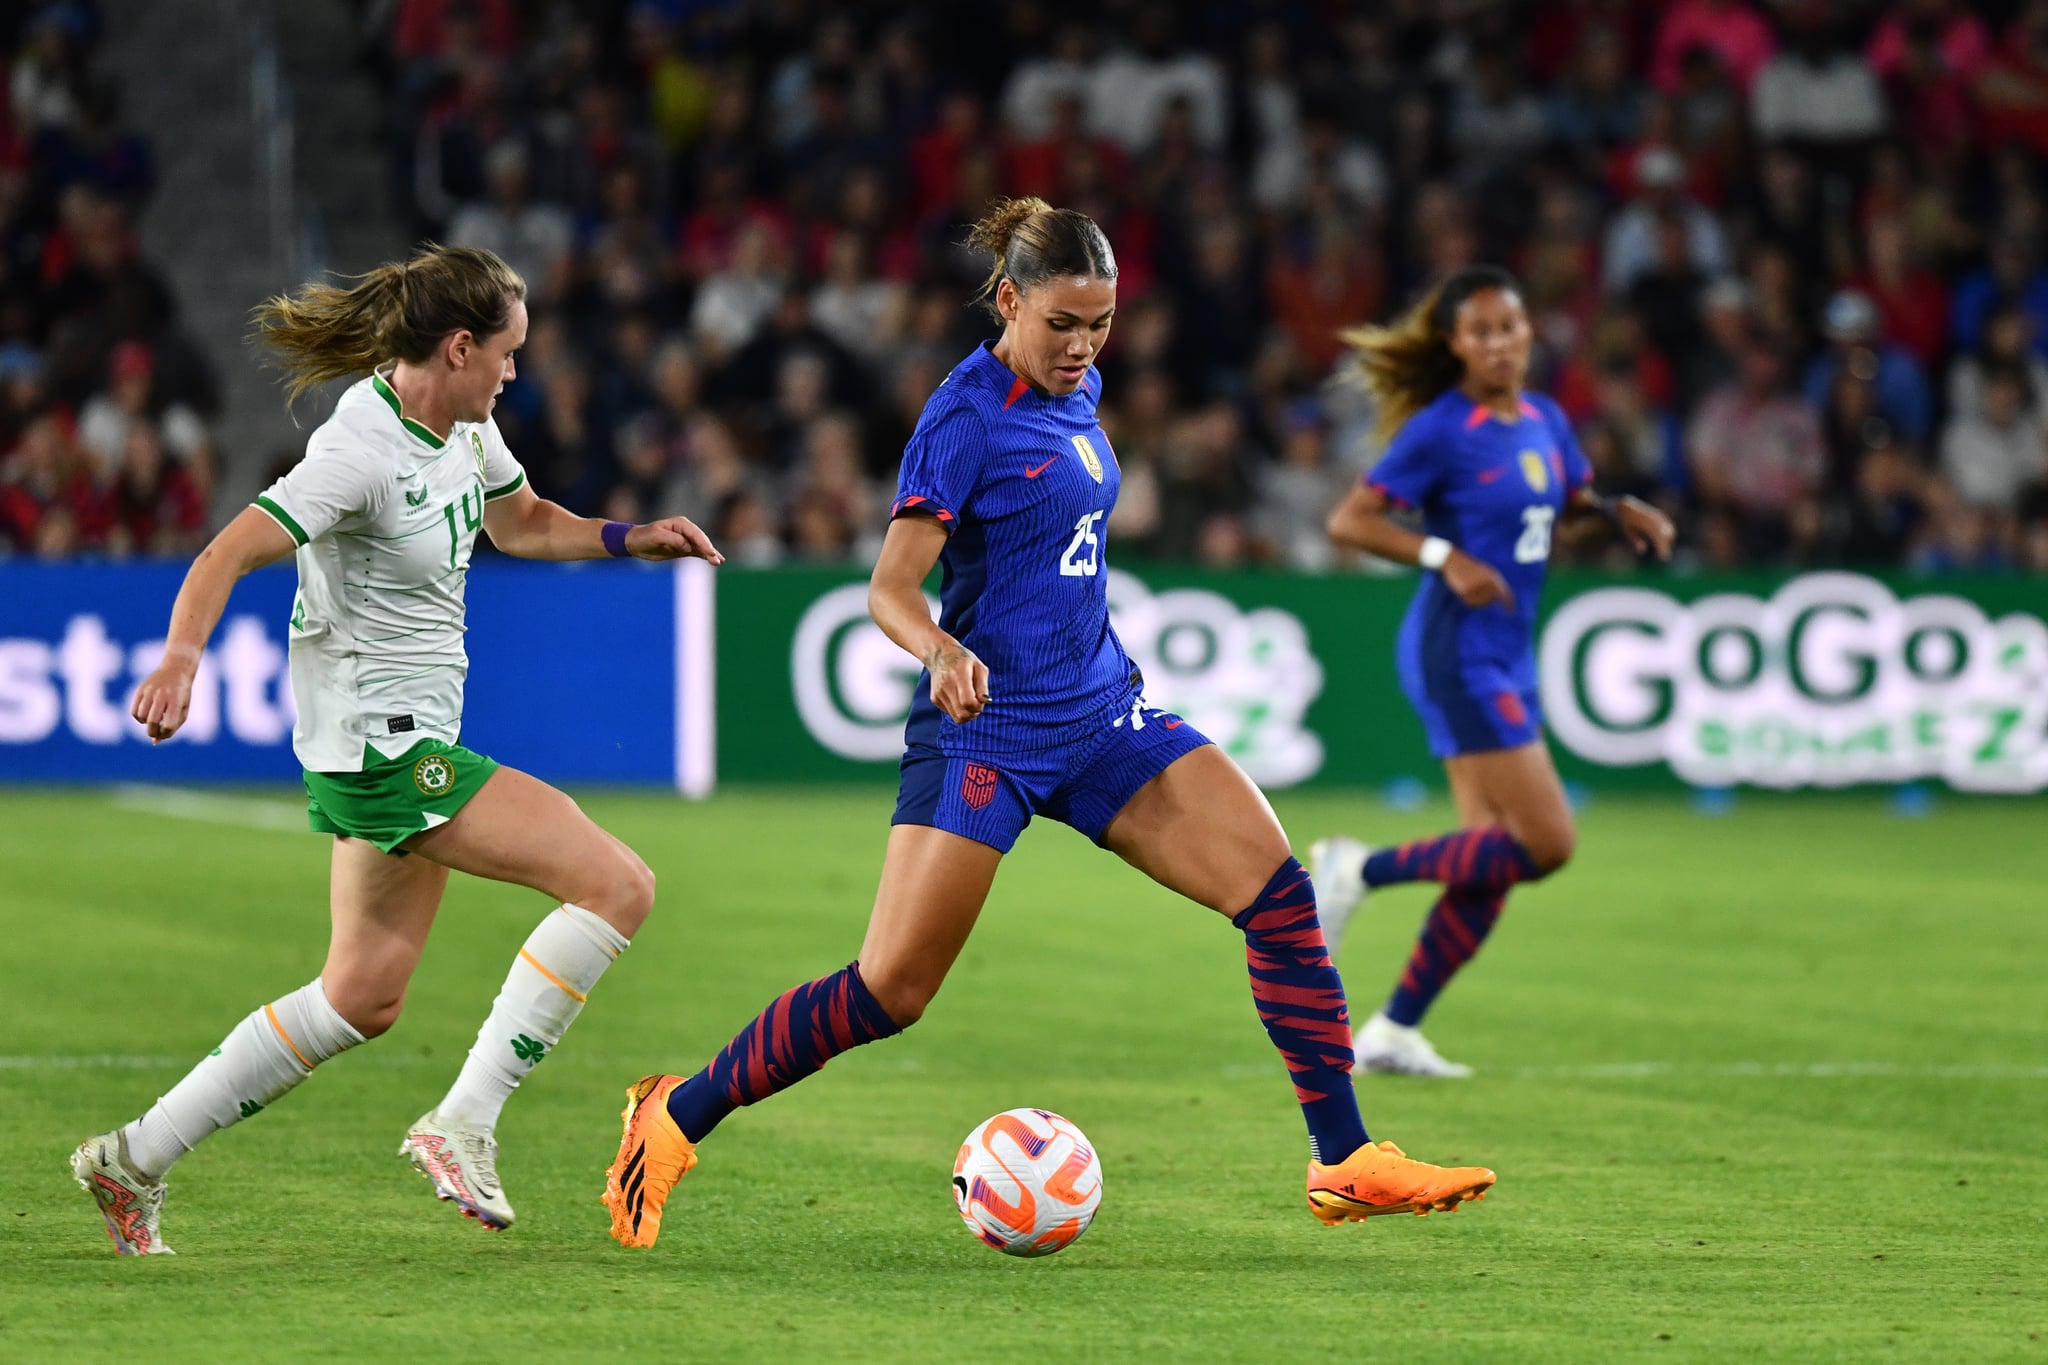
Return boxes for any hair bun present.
[966,197,1053,260]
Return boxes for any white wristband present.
[1417,536,1453,571]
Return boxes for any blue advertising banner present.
[0,560,714,789]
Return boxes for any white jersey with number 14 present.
[252,369,526,773]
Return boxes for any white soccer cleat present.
[1308,834,1372,956]
[71,1130,173,1256]
[399,1111,515,1230]
[1354,1011,1474,1079]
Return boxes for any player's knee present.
[591,847,656,938]
[1200,833,1297,915]
[329,981,406,1039]
[1522,822,1577,876]
[861,966,937,1029]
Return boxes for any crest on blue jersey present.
[1071,433,1104,484]
[1518,449,1549,493]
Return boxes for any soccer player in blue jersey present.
[603,199,1496,1246]
[1312,266,1675,1078]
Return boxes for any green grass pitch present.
[0,786,2043,1361]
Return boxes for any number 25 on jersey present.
[1514,505,1554,564]
[1059,510,1105,576]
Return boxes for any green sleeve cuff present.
[252,495,309,546]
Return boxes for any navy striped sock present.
[1363,825,1539,891]
[664,961,901,1142]
[1384,889,1506,1026]
[1235,858,1369,1164]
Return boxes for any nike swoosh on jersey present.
[1162,718,1184,729]
[1024,458,1058,478]
[1476,467,1507,484]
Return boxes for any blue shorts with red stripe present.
[1397,606,1544,759]
[892,697,1212,854]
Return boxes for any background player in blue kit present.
[1315,267,1676,1079]
[603,199,1497,1246]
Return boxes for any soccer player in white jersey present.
[69,245,723,1254]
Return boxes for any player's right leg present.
[72,838,446,1255]
[604,823,1002,1248]
[399,765,656,1230]
[1357,740,1575,1077]
[1095,740,1495,1222]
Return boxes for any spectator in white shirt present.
[447,141,575,306]
[1602,146,1730,294]
[999,25,1094,139]
[691,222,785,363]
[1085,4,1229,154]
[1941,363,2048,510]
[76,342,210,482]
[1752,6,1888,146]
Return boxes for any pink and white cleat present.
[399,1111,515,1230]
[71,1131,174,1256]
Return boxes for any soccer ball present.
[952,1108,1102,1257]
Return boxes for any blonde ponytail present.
[1346,265,1519,442]
[252,244,525,403]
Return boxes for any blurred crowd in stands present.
[0,2,220,561]
[13,0,2048,576]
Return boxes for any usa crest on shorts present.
[960,762,998,810]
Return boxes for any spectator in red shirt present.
[1526,0,1652,85]
[678,161,792,282]
[1978,1,2048,156]
[101,420,206,557]
[0,409,97,554]
[1856,214,1950,368]
[1881,23,1977,157]
[907,91,988,224]
[1651,0,1777,95]
[392,0,519,66]
[1267,225,1384,374]
[1866,0,1991,82]
[1005,93,1127,204]
[1688,338,1827,562]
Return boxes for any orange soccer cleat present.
[601,1074,699,1248]
[1306,1139,1496,1224]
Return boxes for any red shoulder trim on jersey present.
[1365,478,1413,510]
[891,493,957,529]
[1003,375,1031,409]
[1465,397,1540,428]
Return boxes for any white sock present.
[435,904,629,1132]
[123,979,365,1180]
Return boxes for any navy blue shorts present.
[892,697,1213,854]
[1402,666,1543,759]
[1396,591,1544,759]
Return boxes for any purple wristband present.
[601,521,633,558]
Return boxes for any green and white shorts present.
[304,739,499,853]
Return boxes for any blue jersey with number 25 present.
[1367,389,1591,681]
[891,342,1135,755]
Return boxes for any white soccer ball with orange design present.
[952,1108,1102,1257]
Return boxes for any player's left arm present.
[1540,396,1674,560]
[481,481,724,563]
[1562,486,1675,560]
